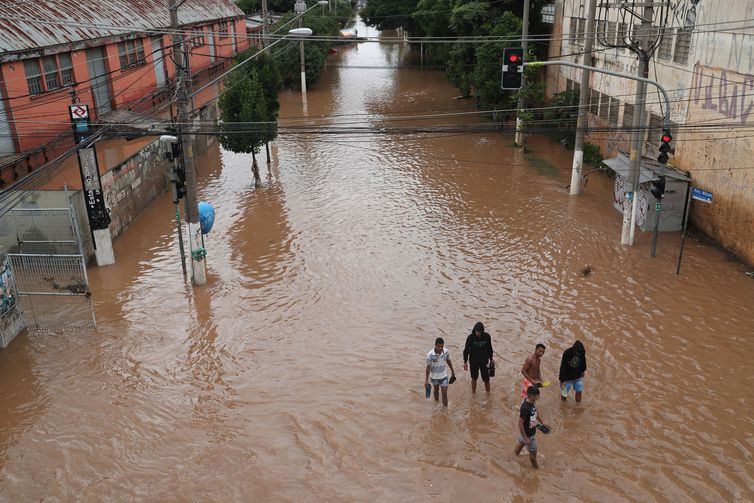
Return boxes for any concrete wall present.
[100,138,171,241]
[550,0,754,265]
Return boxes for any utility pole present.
[170,0,207,285]
[569,0,597,196]
[261,0,268,47]
[514,0,530,147]
[294,0,307,101]
[622,0,653,246]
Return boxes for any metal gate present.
[7,207,95,331]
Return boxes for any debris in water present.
[580,265,593,277]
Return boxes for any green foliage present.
[583,142,603,165]
[362,0,421,32]
[362,1,551,110]
[218,51,283,154]
[236,0,297,14]
[273,11,341,88]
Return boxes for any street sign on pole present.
[691,187,713,203]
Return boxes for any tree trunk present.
[251,151,261,187]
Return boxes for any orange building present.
[0,0,249,184]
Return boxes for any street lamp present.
[294,1,327,99]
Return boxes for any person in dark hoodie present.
[463,322,494,393]
[559,340,587,402]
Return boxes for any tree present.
[274,11,340,88]
[362,0,421,33]
[219,67,274,187]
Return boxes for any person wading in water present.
[521,343,546,397]
[463,322,494,393]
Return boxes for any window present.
[24,52,75,95]
[616,22,628,45]
[190,29,206,47]
[577,17,586,43]
[607,21,617,45]
[566,78,573,92]
[674,28,692,65]
[219,22,229,38]
[623,103,634,128]
[596,20,607,45]
[658,28,674,60]
[590,88,599,115]
[609,97,620,125]
[24,60,43,95]
[600,92,610,120]
[118,38,146,69]
[570,17,578,44]
[541,4,555,24]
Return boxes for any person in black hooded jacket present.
[463,322,494,393]
[559,340,587,402]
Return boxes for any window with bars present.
[577,17,586,43]
[24,52,74,95]
[590,88,600,115]
[596,20,607,45]
[570,17,578,44]
[606,21,617,46]
[616,22,628,46]
[674,28,692,65]
[219,22,229,38]
[190,29,206,48]
[118,38,146,69]
[541,4,555,24]
[599,92,610,120]
[658,27,674,60]
[609,97,620,125]
[623,103,634,128]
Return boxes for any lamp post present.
[294,0,328,101]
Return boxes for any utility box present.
[604,151,691,232]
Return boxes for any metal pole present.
[299,16,307,99]
[261,0,268,47]
[569,0,597,196]
[676,183,692,274]
[514,0,530,147]
[169,166,188,275]
[650,201,661,257]
[624,0,654,246]
[170,1,207,286]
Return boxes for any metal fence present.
[6,206,95,332]
[12,208,79,254]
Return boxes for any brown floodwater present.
[1,16,753,503]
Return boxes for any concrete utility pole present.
[569,0,597,196]
[294,0,307,100]
[514,0,530,147]
[170,0,207,285]
[261,0,269,47]
[622,0,654,246]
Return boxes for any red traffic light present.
[509,54,520,63]
[661,134,672,143]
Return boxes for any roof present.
[603,151,691,184]
[0,0,244,60]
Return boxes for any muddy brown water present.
[1,18,753,502]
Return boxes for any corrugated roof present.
[604,151,691,183]
[0,0,243,58]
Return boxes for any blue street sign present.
[692,187,713,203]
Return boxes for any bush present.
[583,142,603,165]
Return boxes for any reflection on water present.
[0,15,752,502]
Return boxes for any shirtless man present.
[521,343,546,397]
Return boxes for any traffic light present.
[650,175,666,200]
[501,48,524,90]
[658,128,672,164]
[175,159,187,201]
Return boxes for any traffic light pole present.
[170,0,207,286]
[514,0,530,147]
[569,0,597,196]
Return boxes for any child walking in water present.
[515,385,549,468]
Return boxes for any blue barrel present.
[198,202,215,235]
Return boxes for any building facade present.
[0,0,249,184]
[547,0,754,265]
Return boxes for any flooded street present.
[1,17,754,502]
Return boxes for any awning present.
[603,151,691,183]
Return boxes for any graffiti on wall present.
[0,254,17,319]
[691,62,754,123]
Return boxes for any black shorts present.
[469,360,490,382]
